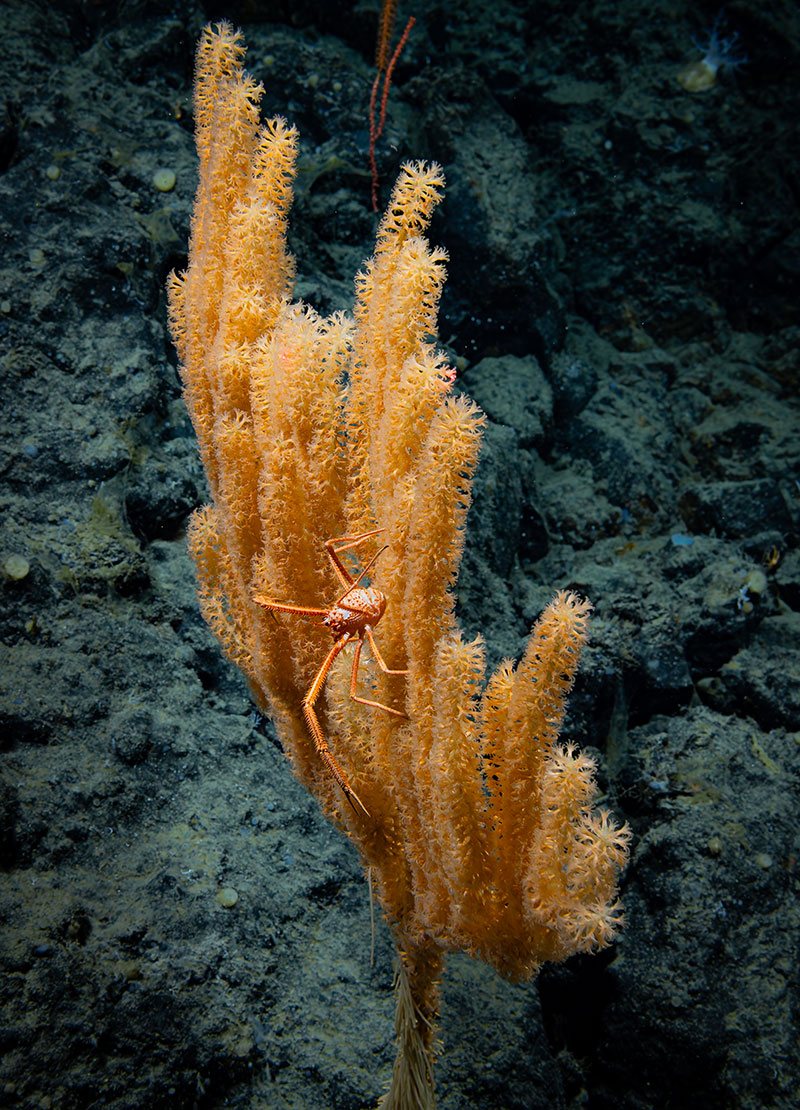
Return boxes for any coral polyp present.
[678,17,746,92]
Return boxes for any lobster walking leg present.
[302,634,370,817]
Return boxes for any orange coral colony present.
[168,23,631,1108]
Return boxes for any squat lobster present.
[253,529,408,817]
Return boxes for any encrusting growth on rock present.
[168,22,631,1107]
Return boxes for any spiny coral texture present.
[169,12,629,1015]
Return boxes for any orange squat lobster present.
[253,530,408,817]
